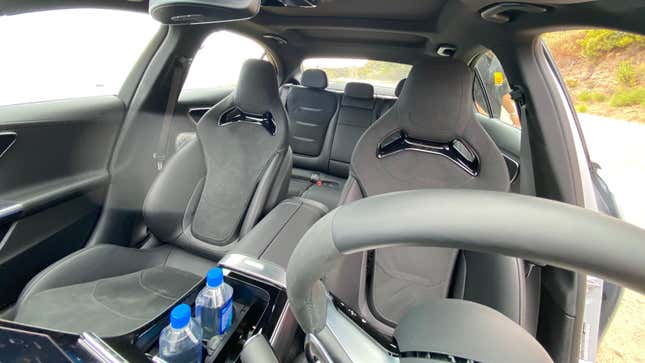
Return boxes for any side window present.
[182,31,266,90]
[472,51,521,128]
[0,9,158,107]
[473,78,492,118]
[542,29,644,363]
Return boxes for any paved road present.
[578,114,645,229]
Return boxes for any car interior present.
[0,0,643,362]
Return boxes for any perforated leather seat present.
[12,59,292,336]
[326,58,531,333]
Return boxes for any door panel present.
[0,96,124,309]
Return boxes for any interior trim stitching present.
[136,269,181,300]
[91,280,150,322]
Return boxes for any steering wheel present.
[286,190,645,363]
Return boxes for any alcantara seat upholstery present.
[12,59,292,337]
[325,58,532,334]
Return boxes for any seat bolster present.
[265,147,293,215]
[16,244,171,311]
[143,138,206,243]
[338,174,364,205]
[240,147,292,237]
[453,251,526,326]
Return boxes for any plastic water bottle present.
[158,304,202,363]
[195,268,234,339]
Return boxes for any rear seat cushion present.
[287,168,346,210]
[285,81,379,209]
[301,173,346,209]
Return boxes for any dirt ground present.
[596,289,645,362]
[542,31,644,123]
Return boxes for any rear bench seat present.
[283,71,401,209]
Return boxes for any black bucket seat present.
[11,59,292,336]
[326,58,531,333]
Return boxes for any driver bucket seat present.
[326,58,533,333]
[10,59,292,336]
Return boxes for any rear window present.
[302,58,411,96]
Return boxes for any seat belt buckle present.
[153,153,166,171]
[309,173,321,184]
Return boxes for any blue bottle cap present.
[207,268,224,288]
[170,304,191,329]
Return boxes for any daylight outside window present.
[0,9,159,106]
[303,58,411,96]
[543,29,644,363]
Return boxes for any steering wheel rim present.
[286,189,645,363]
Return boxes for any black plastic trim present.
[219,107,277,135]
[377,130,480,176]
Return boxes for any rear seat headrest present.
[301,69,328,89]
[234,59,280,115]
[395,78,406,97]
[344,82,374,100]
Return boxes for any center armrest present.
[232,197,329,268]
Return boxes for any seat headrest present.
[301,69,328,89]
[234,59,280,114]
[345,82,374,100]
[395,58,475,141]
[395,78,406,97]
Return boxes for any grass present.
[617,62,637,87]
[610,88,645,107]
[576,104,589,113]
[579,91,608,103]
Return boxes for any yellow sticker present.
[494,71,505,86]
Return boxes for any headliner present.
[1,0,643,64]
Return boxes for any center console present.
[0,254,295,363]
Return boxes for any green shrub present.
[575,104,588,113]
[578,91,608,103]
[617,61,637,87]
[578,29,644,58]
[578,91,592,102]
[610,88,645,107]
[577,91,607,103]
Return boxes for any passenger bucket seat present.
[326,58,531,333]
[11,59,292,336]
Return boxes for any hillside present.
[542,30,645,123]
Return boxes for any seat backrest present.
[329,82,378,177]
[327,59,526,332]
[346,62,508,196]
[142,59,291,259]
[286,69,338,158]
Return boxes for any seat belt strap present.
[279,84,291,112]
[154,57,190,171]
[511,86,536,196]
